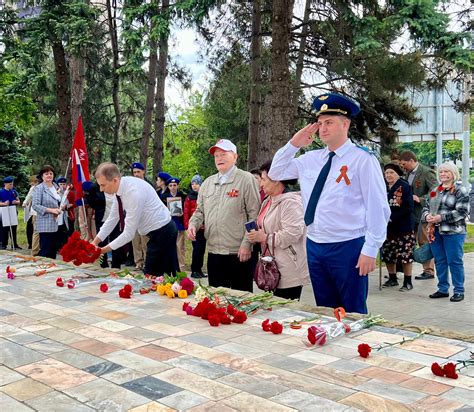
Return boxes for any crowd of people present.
[0,92,471,312]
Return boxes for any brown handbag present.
[254,233,281,291]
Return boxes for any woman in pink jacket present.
[247,161,310,300]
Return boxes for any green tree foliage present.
[0,126,30,195]
[163,93,213,185]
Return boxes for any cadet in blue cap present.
[269,92,390,314]
[163,177,187,269]
[131,162,154,188]
[155,171,171,202]
[0,176,21,249]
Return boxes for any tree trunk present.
[258,0,294,161]
[152,0,170,176]
[140,2,159,165]
[52,40,72,173]
[247,0,262,170]
[106,0,122,164]
[290,0,310,132]
[70,56,85,136]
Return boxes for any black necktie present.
[304,151,336,226]
[116,194,125,231]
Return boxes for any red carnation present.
[261,319,272,332]
[220,314,231,324]
[430,191,437,198]
[270,321,283,334]
[99,283,108,293]
[227,304,236,316]
[118,285,132,298]
[307,326,327,345]
[442,362,458,379]
[56,277,64,287]
[232,310,247,324]
[357,343,372,358]
[208,314,220,327]
[67,280,76,289]
[431,362,445,377]
[182,302,190,311]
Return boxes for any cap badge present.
[321,104,328,111]
[319,95,329,101]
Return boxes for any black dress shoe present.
[450,293,464,302]
[383,279,399,287]
[429,291,449,299]
[415,272,435,280]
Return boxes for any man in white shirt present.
[92,162,178,276]
[269,92,390,314]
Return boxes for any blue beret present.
[3,176,14,183]
[82,181,94,191]
[157,172,171,181]
[166,177,180,185]
[56,176,67,183]
[131,162,145,170]
[312,93,360,118]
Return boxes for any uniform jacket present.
[406,163,437,223]
[259,192,310,289]
[190,167,260,254]
[32,182,61,233]
[386,178,414,236]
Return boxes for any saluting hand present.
[290,123,319,148]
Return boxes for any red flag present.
[70,117,90,204]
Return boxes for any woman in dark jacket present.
[381,163,415,291]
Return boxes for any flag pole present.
[64,157,72,180]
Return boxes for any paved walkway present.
[0,252,473,411]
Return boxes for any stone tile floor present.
[1,252,473,411]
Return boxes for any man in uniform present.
[269,93,390,314]
[399,151,437,280]
[0,176,21,249]
[92,162,178,276]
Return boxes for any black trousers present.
[274,285,303,300]
[144,221,179,276]
[2,225,18,249]
[207,253,254,292]
[39,232,59,259]
[191,229,206,273]
[26,217,34,249]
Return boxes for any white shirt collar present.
[322,139,353,159]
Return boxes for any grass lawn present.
[10,209,474,257]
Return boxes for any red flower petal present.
[56,277,64,287]
[99,283,108,293]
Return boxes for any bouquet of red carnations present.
[59,231,101,266]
